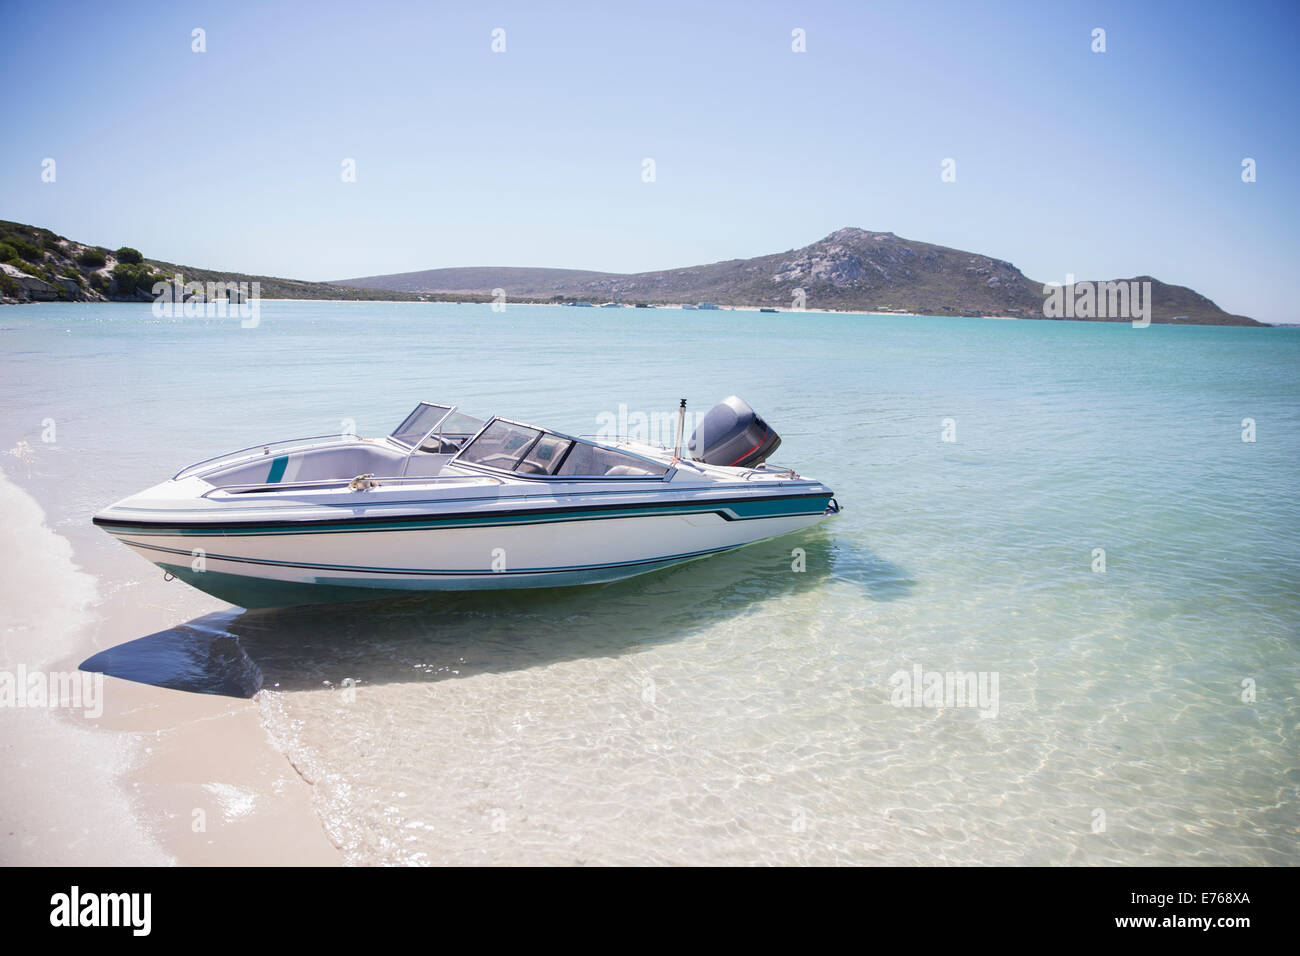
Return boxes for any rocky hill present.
[0,219,1263,325]
[336,227,1264,325]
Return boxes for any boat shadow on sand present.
[81,529,914,699]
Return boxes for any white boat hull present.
[97,488,835,607]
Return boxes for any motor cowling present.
[687,396,782,468]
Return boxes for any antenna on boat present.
[673,398,687,460]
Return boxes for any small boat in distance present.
[698,302,720,310]
[760,307,778,313]
[94,397,839,608]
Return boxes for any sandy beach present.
[0,467,338,866]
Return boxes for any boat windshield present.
[418,411,484,452]
[391,403,452,447]
[455,419,669,478]
[391,403,485,453]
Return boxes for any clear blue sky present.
[2,0,1297,322]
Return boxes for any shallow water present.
[2,301,1297,864]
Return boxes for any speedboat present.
[93,396,840,608]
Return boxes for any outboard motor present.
[688,396,782,468]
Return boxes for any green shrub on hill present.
[115,247,143,264]
[0,224,34,243]
[112,262,165,296]
[77,248,107,268]
[6,236,44,263]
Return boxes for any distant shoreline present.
[0,298,1277,327]
[1,221,1269,326]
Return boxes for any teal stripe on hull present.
[129,534,774,577]
[107,494,831,537]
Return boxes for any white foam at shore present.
[0,466,173,865]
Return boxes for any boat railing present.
[575,434,672,451]
[201,473,506,497]
[173,434,364,481]
[740,463,799,479]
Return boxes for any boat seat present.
[402,452,452,477]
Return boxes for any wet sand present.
[0,468,339,866]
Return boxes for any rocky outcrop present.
[1,219,435,305]
[54,276,81,298]
[1,263,58,301]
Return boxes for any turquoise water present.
[2,302,1297,864]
